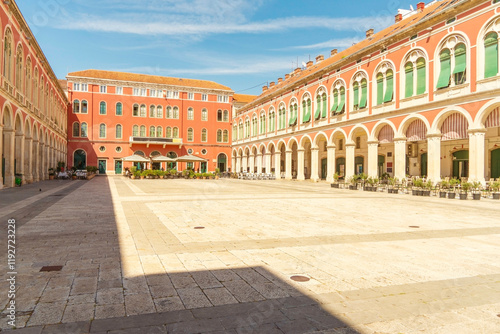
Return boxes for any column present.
[15,133,25,183]
[285,150,292,180]
[3,129,15,187]
[297,149,305,180]
[326,145,336,183]
[426,134,441,184]
[394,139,407,181]
[24,136,33,183]
[40,143,45,180]
[367,141,379,178]
[232,156,237,173]
[256,153,262,173]
[345,143,355,181]
[274,152,281,179]
[468,129,486,184]
[0,126,3,187]
[265,153,271,174]
[310,148,319,182]
[242,155,247,172]
[33,140,39,182]
[249,154,255,173]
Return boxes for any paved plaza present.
[0,176,500,333]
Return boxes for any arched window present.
[217,129,222,142]
[100,101,107,115]
[187,128,194,141]
[156,105,163,118]
[202,128,207,142]
[223,110,229,122]
[149,126,155,137]
[314,89,327,120]
[133,104,139,116]
[116,102,123,116]
[301,97,312,123]
[484,31,498,79]
[278,105,286,129]
[404,55,426,98]
[173,127,179,138]
[150,105,156,117]
[252,115,258,136]
[25,58,32,100]
[116,124,122,139]
[140,125,146,137]
[81,100,88,114]
[73,100,80,113]
[133,125,139,136]
[245,118,250,138]
[3,29,13,82]
[33,68,38,106]
[223,129,228,143]
[99,124,106,138]
[140,104,147,117]
[217,110,223,121]
[166,106,172,118]
[166,127,172,138]
[15,45,23,92]
[233,125,237,140]
[156,126,162,137]
[239,121,244,140]
[375,66,394,105]
[187,107,194,120]
[173,107,179,119]
[331,83,346,116]
[260,113,266,134]
[289,101,298,127]
[437,38,467,89]
[352,73,368,111]
[81,122,88,137]
[72,122,80,137]
[202,108,208,121]
[269,108,275,132]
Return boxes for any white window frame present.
[133,88,140,96]
[116,86,123,95]
[202,94,208,101]
[188,92,194,100]
[100,85,107,93]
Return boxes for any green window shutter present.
[416,58,426,95]
[405,62,414,98]
[303,100,311,123]
[437,49,451,89]
[337,87,346,113]
[384,70,394,103]
[376,72,384,105]
[314,95,321,120]
[453,43,466,75]
[331,90,339,113]
[322,94,327,118]
[485,32,498,78]
[359,79,367,108]
[353,82,359,109]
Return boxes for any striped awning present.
[378,125,394,144]
[485,108,500,128]
[441,113,468,141]
[406,119,427,141]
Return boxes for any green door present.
[452,150,469,178]
[98,160,106,174]
[491,148,500,179]
[74,150,86,170]
[115,160,122,175]
[336,157,345,178]
[217,154,227,172]
[201,162,207,173]
[321,158,327,179]
[378,155,385,176]
[420,153,428,177]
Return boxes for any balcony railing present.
[129,136,183,147]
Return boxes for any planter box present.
[459,193,468,200]
[86,174,96,181]
[472,193,481,200]
[330,183,339,188]
[412,190,417,196]
[364,186,371,191]
[493,193,500,200]
[349,185,357,190]
[423,190,431,197]
[371,187,377,192]
[439,192,447,198]
[447,192,456,199]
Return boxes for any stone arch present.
[370,120,397,142]
[299,134,313,149]
[287,137,299,150]
[398,114,432,138]
[430,106,473,134]
[276,139,286,151]
[474,97,500,128]
[347,124,370,143]
[313,132,329,148]
[329,128,348,145]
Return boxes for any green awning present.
[330,90,339,113]
[303,110,311,123]
[485,32,498,78]
[384,70,394,103]
[314,107,321,120]
[377,73,384,105]
[289,113,297,126]
[336,90,346,114]
[359,80,367,108]
[405,62,414,98]
[321,95,327,118]
[453,44,466,75]
[437,49,451,89]
[416,58,426,95]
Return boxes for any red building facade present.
[66,70,233,174]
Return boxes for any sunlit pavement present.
[1,176,499,333]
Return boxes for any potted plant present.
[491,180,500,200]
[348,175,358,190]
[71,166,77,180]
[215,168,220,180]
[439,180,448,198]
[170,169,177,179]
[459,181,471,200]
[140,170,147,179]
[470,181,482,200]
[15,173,22,186]
[388,177,398,194]
[331,173,340,188]
[448,178,459,199]
[48,168,55,180]
[423,179,432,196]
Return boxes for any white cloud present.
[279,37,363,50]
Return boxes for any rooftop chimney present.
[306,60,313,68]
[269,81,275,88]
[315,55,324,64]
[331,49,338,56]
[278,77,283,83]
[262,85,268,92]
[417,2,425,11]
[285,73,290,80]
[294,67,301,75]
[366,29,374,39]
[395,13,403,23]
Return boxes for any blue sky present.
[17,0,420,95]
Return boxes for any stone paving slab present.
[1,176,500,333]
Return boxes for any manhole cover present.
[40,266,63,272]
[290,275,310,282]
[409,226,420,228]
[194,227,205,230]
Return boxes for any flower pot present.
[72,175,77,180]
[349,185,357,190]
[49,175,54,180]
[459,193,468,200]
[439,191,447,198]
[493,193,500,200]
[364,186,371,191]
[472,193,481,200]
[131,175,136,179]
[412,190,417,196]
[423,190,431,197]
[371,187,377,192]
[447,192,456,199]
[140,176,145,179]
[388,188,393,193]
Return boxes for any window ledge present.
[399,93,428,103]
[434,82,469,94]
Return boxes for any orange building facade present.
[232,0,500,185]
[66,70,233,174]
[0,1,68,188]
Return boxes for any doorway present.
[492,148,500,179]
[452,150,469,178]
[115,160,122,175]
[321,158,327,180]
[98,160,107,174]
[378,155,385,176]
[201,162,207,173]
[74,150,86,170]
[420,153,428,177]
[217,153,227,172]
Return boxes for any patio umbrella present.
[175,154,208,162]
[121,154,150,162]
[151,155,176,162]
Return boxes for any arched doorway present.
[378,155,385,177]
[492,149,500,179]
[421,153,428,177]
[336,157,345,179]
[217,153,227,172]
[74,149,86,169]
[167,151,177,170]
[355,156,364,175]
[452,150,469,178]
[151,151,161,170]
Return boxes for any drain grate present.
[194,226,205,230]
[290,275,310,282]
[40,265,63,272]
[409,226,420,228]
